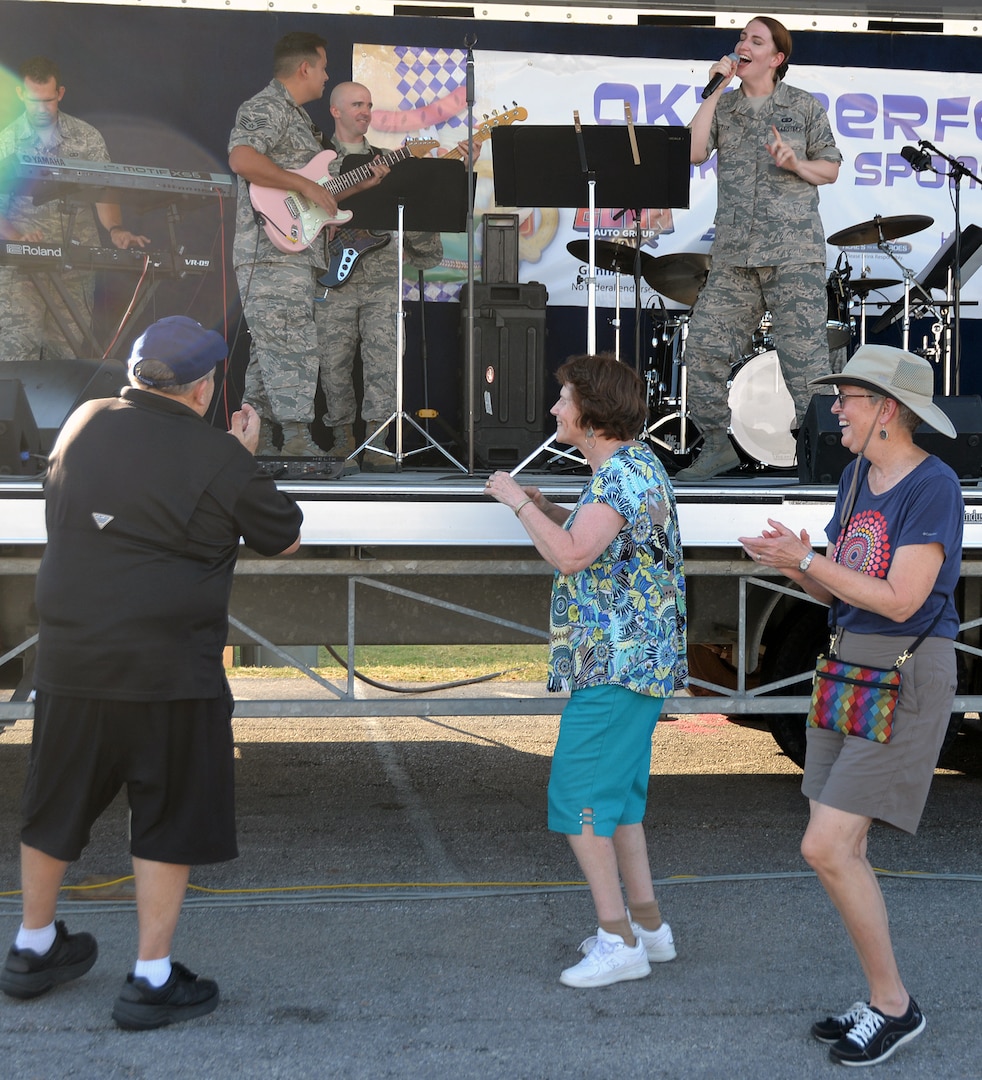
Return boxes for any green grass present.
[229,644,549,683]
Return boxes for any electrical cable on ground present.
[321,643,525,693]
[1,867,978,917]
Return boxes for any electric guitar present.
[318,105,528,289]
[249,138,438,254]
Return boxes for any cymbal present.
[566,239,656,277]
[827,214,933,248]
[641,252,712,306]
[847,277,901,296]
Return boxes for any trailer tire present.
[761,606,964,770]
[759,606,828,768]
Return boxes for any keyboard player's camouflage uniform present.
[0,112,109,361]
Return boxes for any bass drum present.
[726,350,797,468]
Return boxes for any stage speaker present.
[461,283,549,468]
[0,380,42,475]
[798,393,982,483]
[0,359,128,453]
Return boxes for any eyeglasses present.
[835,392,876,406]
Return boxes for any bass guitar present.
[318,105,528,289]
[249,138,438,254]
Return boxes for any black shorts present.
[22,691,238,865]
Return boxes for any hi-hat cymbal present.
[566,239,656,277]
[641,252,712,306]
[827,214,933,248]
[847,277,901,296]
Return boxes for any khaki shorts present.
[801,630,956,834]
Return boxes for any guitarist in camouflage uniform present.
[229,37,387,458]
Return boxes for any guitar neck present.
[439,137,489,163]
[327,145,416,196]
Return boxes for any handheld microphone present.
[702,53,740,100]
[901,144,933,172]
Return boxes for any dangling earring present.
[585,427,597,449]
[879,426,888,441]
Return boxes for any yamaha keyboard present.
[0,240,213,276]
[11,153,234,210]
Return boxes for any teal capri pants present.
[547,684,664,837]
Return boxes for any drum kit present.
[565,211,951,472]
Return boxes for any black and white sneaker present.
[812,1000,868,1044]
[828,998,926,1067]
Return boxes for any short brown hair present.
[20,56,61,86]
[273,32,327,78]
[555,354,648,441]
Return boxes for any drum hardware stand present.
[905,142,982,393]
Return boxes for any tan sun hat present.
[810,343,956,439]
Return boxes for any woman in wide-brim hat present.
[738,344,963,1067]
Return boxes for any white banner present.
[355,45,982,317]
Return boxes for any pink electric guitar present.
[249,138,438,254]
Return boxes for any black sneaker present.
[811,1000,868,1044]
[828,998,926,1067]
[111,961,219,1031]
[0,920,97,1000]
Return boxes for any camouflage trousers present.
[236,261,325,425]
[0,267,96,361]
[314,277,399,428]
[683,262,833,435]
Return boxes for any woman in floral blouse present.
[485,354,687,989]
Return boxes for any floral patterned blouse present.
[547,443,688,697]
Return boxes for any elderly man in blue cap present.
[0,317,303,1030]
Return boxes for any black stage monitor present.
[491,125,691,210]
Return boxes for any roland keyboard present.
[0,240,214,276]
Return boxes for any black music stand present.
[338,157,468,471]
[491,124,691,470]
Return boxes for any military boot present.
[255,418,280,457]
[328,423,360,475]
[330,424,357,460]
[279,422,322,458]
[674,431,741,481]
[361,422,396,473]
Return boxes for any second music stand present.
[336,157,468,470]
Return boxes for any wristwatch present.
[798,551,815,573]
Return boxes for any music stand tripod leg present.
[363,201,466,473]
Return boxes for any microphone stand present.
[919,139,982,393]
[464,33,477,473]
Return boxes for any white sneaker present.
[560,927,651,988]
[579,921,676,963]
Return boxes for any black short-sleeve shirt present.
[34,388,302,700]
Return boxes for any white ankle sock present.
[134,956,172,988]
[15,922,57,954]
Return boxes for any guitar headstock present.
[406,138,440,158]
[474,104,528,144]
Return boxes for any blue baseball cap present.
[128,316,227,387]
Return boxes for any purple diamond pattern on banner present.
[807,660,902,743]
[393,46,466,128]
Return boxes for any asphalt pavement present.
[0,680,980,1079]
